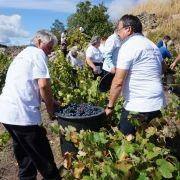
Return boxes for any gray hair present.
[90,36,101,46]
[31,29,58,47]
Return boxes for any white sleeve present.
[116,44,135,70]
[32,52,50,79]
[86,46,93,58]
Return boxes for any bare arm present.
[105,69,128,115]
[170,55,180,69]
[86,57,97,73]
[38,78,54,116]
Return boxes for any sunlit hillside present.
[133,0,180,53]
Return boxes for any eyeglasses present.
[117,27,125,32]
[117,26,130,32]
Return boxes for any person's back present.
[118,35,165,112]
[102,33,121,73]
[157,35,171,48]
[0,46,48,125]
[159,46,172,59]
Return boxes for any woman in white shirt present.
[86,36,103,79]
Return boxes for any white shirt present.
[86,45,103,63]
[0,46,50,125]
[117,35,166,112]
[99,43,106,57]
[61,32,67,43]
[67,51,84,68]
[103,33,121,72]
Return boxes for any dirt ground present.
[0,104,63,180]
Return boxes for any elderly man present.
[105,15,166,135]
[0,30,61,179]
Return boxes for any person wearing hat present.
[86,36,104,79]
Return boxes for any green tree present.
[67,1,113,38]
[50,19,65,43]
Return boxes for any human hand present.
[93,67,98,74]
[170,62,176,70]
[110,67,116,74]
[105,107,113,117]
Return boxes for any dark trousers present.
[118,108,162,135]
[92,62,103,80]
[3,123,61,180]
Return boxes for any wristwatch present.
[106,106,114,110]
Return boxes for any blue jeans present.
[118,108,162,135]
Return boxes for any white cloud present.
[107,0,147,21]
[0,14,29,44]
[0,0,79,13]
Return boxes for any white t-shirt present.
[86,45,103,63]
[0,46,50,125]
[102,33,121,72]
[99,43,106,57]
[117,35,166,112]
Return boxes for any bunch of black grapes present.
[58,103,102,117]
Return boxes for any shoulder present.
[122,35,156,50]
[107,33,120,43]
[86,45,94,56]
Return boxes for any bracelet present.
[106,106,114,110]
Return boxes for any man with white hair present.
[0,30,61,179]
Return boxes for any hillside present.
[133,0,180,53]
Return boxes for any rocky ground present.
[0,104,63,180]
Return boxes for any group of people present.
[85,29,121,79]
[0,14,179,179]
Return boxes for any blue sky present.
[0,0,146,45]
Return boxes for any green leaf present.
[124,143,135,154]
[145,127,157,138]
[146,151,160,160]
[156,159,177,178]
[137,172,148,180]
[95,151,102,158]
[93,132,108,144]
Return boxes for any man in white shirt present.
[105,15,166,135]
[102,29,122,74]
[0,30,61,179]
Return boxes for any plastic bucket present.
[56,106,106,155]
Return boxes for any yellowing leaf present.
[74,162,85,179]
[63,152,72,169]
[70,131,79,144]
[78,150,87,157]
[126,134,134,141]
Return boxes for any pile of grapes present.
[57,103,103,117]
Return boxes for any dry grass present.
[132,0,180,53]
[133,0,180,18]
